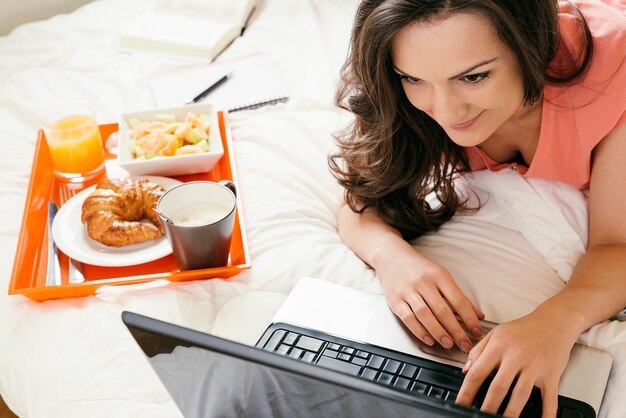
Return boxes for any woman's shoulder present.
[548,1,626,106]
[593,0,626,15]
[577,0,626,52]
[530,1,626,188]
[558,0,626,83]
[570,0,626,27]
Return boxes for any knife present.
[46,201,61,286]
[68,255,85,284]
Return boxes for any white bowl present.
[118,103,224,177]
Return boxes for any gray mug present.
[156,180,237,270]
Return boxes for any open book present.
[120,0,256,61]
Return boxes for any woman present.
[329,0,626,416]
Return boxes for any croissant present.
[81,178,166,247]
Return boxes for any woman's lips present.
[450,111,484,130]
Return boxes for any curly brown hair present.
[329,0,593,240]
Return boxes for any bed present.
[1,0,625,417]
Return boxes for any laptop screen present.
[123,311,488,418]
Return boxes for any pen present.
[186,72,233,104]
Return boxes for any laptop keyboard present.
[258,324,591,418]
[264,327,461,402]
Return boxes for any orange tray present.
[9,111,250,301]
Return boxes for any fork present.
[59,185,86,284]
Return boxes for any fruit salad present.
[127,112,211,160]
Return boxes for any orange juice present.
[45,114,105,176]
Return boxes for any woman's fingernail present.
[423,335,435,346]
[460,340,472,353]
[462,358,474,373]
[441,336,453,349]
[471,327,483,338]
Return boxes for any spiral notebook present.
[149,54,289,112]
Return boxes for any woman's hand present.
[456,308,579,418]
[377,244,485,353]
[336,203,484,352]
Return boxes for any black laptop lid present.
[122,311,496,418]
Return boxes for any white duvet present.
[0,0,625,417]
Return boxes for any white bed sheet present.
[0,0,625,417]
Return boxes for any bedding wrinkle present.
[465,170,588,282]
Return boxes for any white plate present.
[52,176,182,267]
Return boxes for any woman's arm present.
[337,202,485,353]
[457,123,626,418]
[575,121,626,327]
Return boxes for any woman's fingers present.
[393,291,465,351]
[435,279,485,349]
[472,302,486,320]
[479,368,518,415]
[384,263,483,352]
[539,383,559,418]
[440,289,485,341]
[501,374,534,418]
[391,300,436,346]
[432,304,475,352]
[409,290,458,349]
[457,333,492,406]
[404,282,483,351]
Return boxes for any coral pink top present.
[467,0,626,189]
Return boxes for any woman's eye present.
[401,75,422,85]
[460,72,489,84]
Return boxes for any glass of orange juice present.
[42,104,106,184]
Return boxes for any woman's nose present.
[426,87,466,126]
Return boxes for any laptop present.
[122,278,612,418]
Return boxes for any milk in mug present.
[171,203,229,227]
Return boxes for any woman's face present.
[390,12,526,147]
